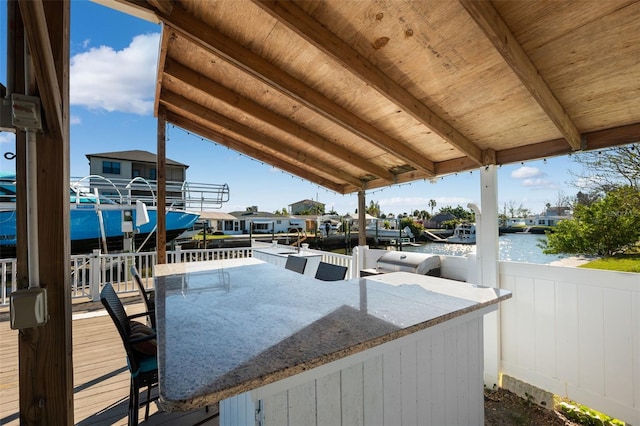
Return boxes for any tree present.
[366,200,381,218]
[505,200,517,218]
[400,216,424,239]
[438,205,474,221]
[428,199,437,215]
[541,186,640,256]
[575,190,600,207]
[570,143,640,194]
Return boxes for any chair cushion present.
[130,321,154,335]
[129,321,157,356]
[128,354,158,377]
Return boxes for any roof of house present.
[108,0,640,195]
[85,150,188,167]
[197,211,237,220]
[228,210,289,218]
[431,212,457,222]
[291,199,324,206]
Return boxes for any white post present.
[90,249,101,301]
[479,165,501,388]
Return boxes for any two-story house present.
[85,150,188,202]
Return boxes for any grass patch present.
[580,254,640,273]
[192,234,231,241]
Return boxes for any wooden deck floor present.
[0,297,218,425]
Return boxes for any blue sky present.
[0,0,584,216]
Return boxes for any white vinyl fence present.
[499,261,640,425]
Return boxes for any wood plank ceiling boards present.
[107,0,640,194]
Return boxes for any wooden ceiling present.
[109,0,640,194]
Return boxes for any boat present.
[445,222,476,244]
[365,225,413,241]
[0,174,221,257]
[345,215,414,242]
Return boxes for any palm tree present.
[428,199,437,215]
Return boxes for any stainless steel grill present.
[361,251,441,277]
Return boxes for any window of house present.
[150,168,157,180]
[102,161,121,175]
[132,169,140,177]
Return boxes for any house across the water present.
[202,206,306,235]
[526,206,572,227]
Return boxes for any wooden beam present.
[153,21,171,117]
[8,0,29,281]
[166,112,352,194]
[18,0,73,424]
[496,122,640,164]
[92,0,160,23]
[159,8,436,176]
[156,107,167,263]
[460,0,582,151]
[358,190,366,246]
[161,89,367,188]
[254,0,484,166]
[17,0,65,141]
[163,58,395,181]
[583,122,640,151]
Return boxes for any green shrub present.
[558,401,625,426]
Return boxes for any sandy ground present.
[548,256,597,267]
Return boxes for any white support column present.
[478,165,501,388]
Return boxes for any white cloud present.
[511,166,542,179]
[522,178,559,190]
[0,133,16,145]
[574,176,603,190]
[70,115,82,125]
[70,33,160,115]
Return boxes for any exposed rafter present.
[163,57,394,181]
[160,90,365,188]
[159,7,436,176]
[166,112,351,193]
[254,0,485,166]
[459,0,583,151]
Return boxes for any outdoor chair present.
[131,265,155,329]
[101,283,158,426]
[284,255,308,274]
[314,261,348,281]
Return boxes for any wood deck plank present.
[0,300,218,425]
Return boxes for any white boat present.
[346,215,413,241]
[445,222,476,244]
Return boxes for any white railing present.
[168,246,253,264]
[1,258,17,305]
[1,245,351,304]
[316,250,355,279]
[498,261,640,425]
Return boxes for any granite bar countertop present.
[154,258,511,412]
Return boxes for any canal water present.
[403,232,570,265]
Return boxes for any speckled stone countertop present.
[253,246,322,258]
[154,258,511,412]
